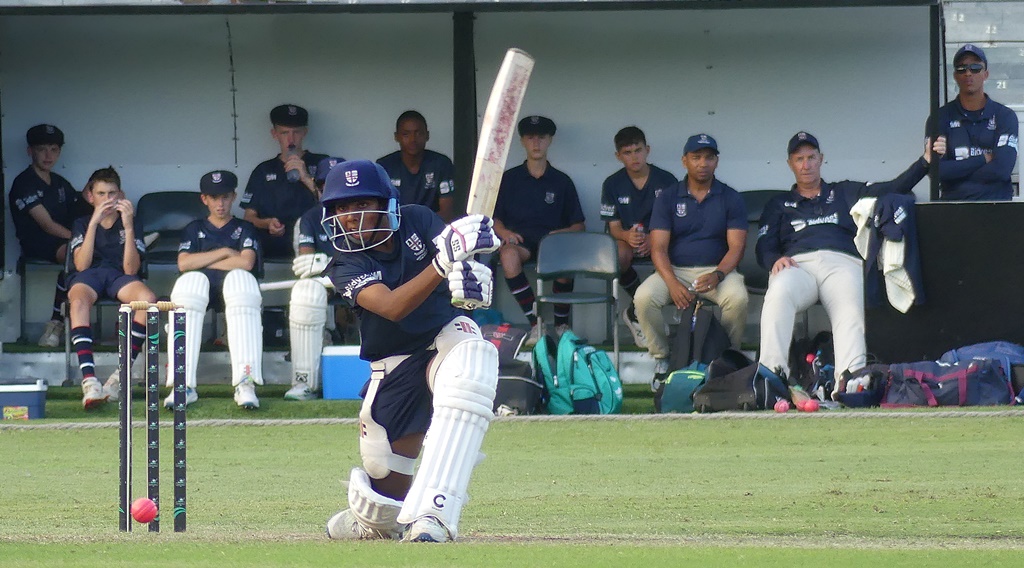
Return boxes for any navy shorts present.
[68,267,141,300]
[19,233,66,264]
[359,349,435,443]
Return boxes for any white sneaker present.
[38,320,63,348]
[104,372,121,402]
[326,509,404,540]
[621,308,647,349]
[81,378,109,409]
[523,324,542,348]
[163,387,198,410]
[402,516,452,543]
[284,384,317,401]
[234,380,260,409]
[554,323,571,337]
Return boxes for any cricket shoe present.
[163,387,198,410]
[104,372,121,402]
[284,384,317,401]
[234,379,260,409]
[621,308,647,349]
[81,378,109,410]
[38,320,63,348]
[523,324,542,348]
[554,323,571,338]
[402,516,452,543]
[651,358,671,392]
[326,509,403,540]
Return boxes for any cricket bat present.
[465,48,535,217]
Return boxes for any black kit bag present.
[669,300,732,371]
[493,359,543,416]
[692,349,791,413]
[834,364,890,408]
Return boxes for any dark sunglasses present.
[954,63,986,75]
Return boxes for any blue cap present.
[954,43,987,66]
[200,170,238,195]
[315,156,346,184]
[518,115,556,136]
[270,104,308,127]
[321,160,399,206]
[787,131,820,155]
[27,124,64,146]
[683,133,718,155]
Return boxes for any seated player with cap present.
[321,160,500,543]
[66,166,157,409]
[377,110,457,222]
[492,115,586,346]
[241,104,329,259]
[757,131,935,396]
[8,124,90,347]
[285,155,345,401]
[167,170,264,409]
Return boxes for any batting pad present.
[168,271,210,388]
[289,279,328,391]
[224,269,264,386]
[397,336,498,539]
[348,467,405,534]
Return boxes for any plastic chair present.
[534,232,620,367]
[17,256,63,342]
[737,190,786,295]
[137,191,207,266]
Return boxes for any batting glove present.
[432,214,501,278]
[448,260,494,310]
[292,252,331,279]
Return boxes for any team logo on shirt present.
[391,178,402,188]
[998,134,1019,149]
[544,192,555,204]
[440,181,451,194]
[198,230,206,239]
[617,196,630,205]
[676,203,687,217]
[893,206,907,225]
[15,198,26,209]
[825,190,835,204]
[600,204,616,217]
[232,227,243,240]
[784,201,799,208]
[342,271,382,300]
[949,120,961,129]
[265,174,278,182]
[791,212,839,232]
[405,233,428,261]
[243,237,254,248]
[179,240,192,251]
[425,172,435,188]
[655,188,664,199]
[345,169,359,187]
[987,117,997,130]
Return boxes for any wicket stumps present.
[118,301,187,533]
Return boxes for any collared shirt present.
[329,205,462,362]
[297,205,335,256]
[68,216,145,275]
[756,158,927,269]
[599,164,678,229]
[376,150,455,213]
[241,151,329,254]
[178,217,261,278]
[936,95,1018,201]
[8,166,83,241]
[650,177,747,267]
[493,162,585,244]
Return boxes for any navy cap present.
[954,43,987,66]
[787,131,820,155]
[270,104,309,127]
[322,160,399,206]
[27,124,64,147]
[518,115,556,136]
[200,170,238,195]
[315,156,345,184]
[683,133,719,155]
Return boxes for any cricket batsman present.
[321,160,500,543]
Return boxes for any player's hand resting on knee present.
[432,215,501,277]
[448,260,493,310]
[292,253,331,278]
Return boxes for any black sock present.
[506,273,537,326]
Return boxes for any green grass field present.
[2,387,1023,566]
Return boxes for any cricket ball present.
[802,399,820,413]
[130,497,158,524]
[773,399,790,413]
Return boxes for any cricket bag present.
[692,349,791,413]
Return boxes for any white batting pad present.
[347,467,406,535]
[168,271,210,389]
[397,322,498,539]
[289,279,328,391]
[224,269,264,386]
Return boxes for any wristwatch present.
[713,270,725,282]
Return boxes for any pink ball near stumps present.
[773,399,790,413]
[803,399,820,412]
[130,497,158,524]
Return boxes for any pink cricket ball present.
[130,497,158,524]
[802,399,820,412]
[773,399,790,413]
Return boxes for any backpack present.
[493,359,543,416]
[692,350,791,412]
[654,362,707,413]
[882,359,1013,407]
[669,300,732,370]
[533,329,623,415]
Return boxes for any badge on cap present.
[212,173,222,184]
[288,106,298,116]
[345,169,359,187]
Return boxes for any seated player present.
[377,110,457,221]
[320,160,500,543]
[167,170,264,409]
[66,167,157,409]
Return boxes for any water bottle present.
[286,145,302,183]
[634,223,646,254]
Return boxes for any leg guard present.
[289,279,328,391]
[223,269,264,386]
[360,358,419,479]
[397,317,498,540]
[169,272,210,389]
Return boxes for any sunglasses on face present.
[954,63,986,75]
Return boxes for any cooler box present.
[321,346,370,400]
[0,379,48,420]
